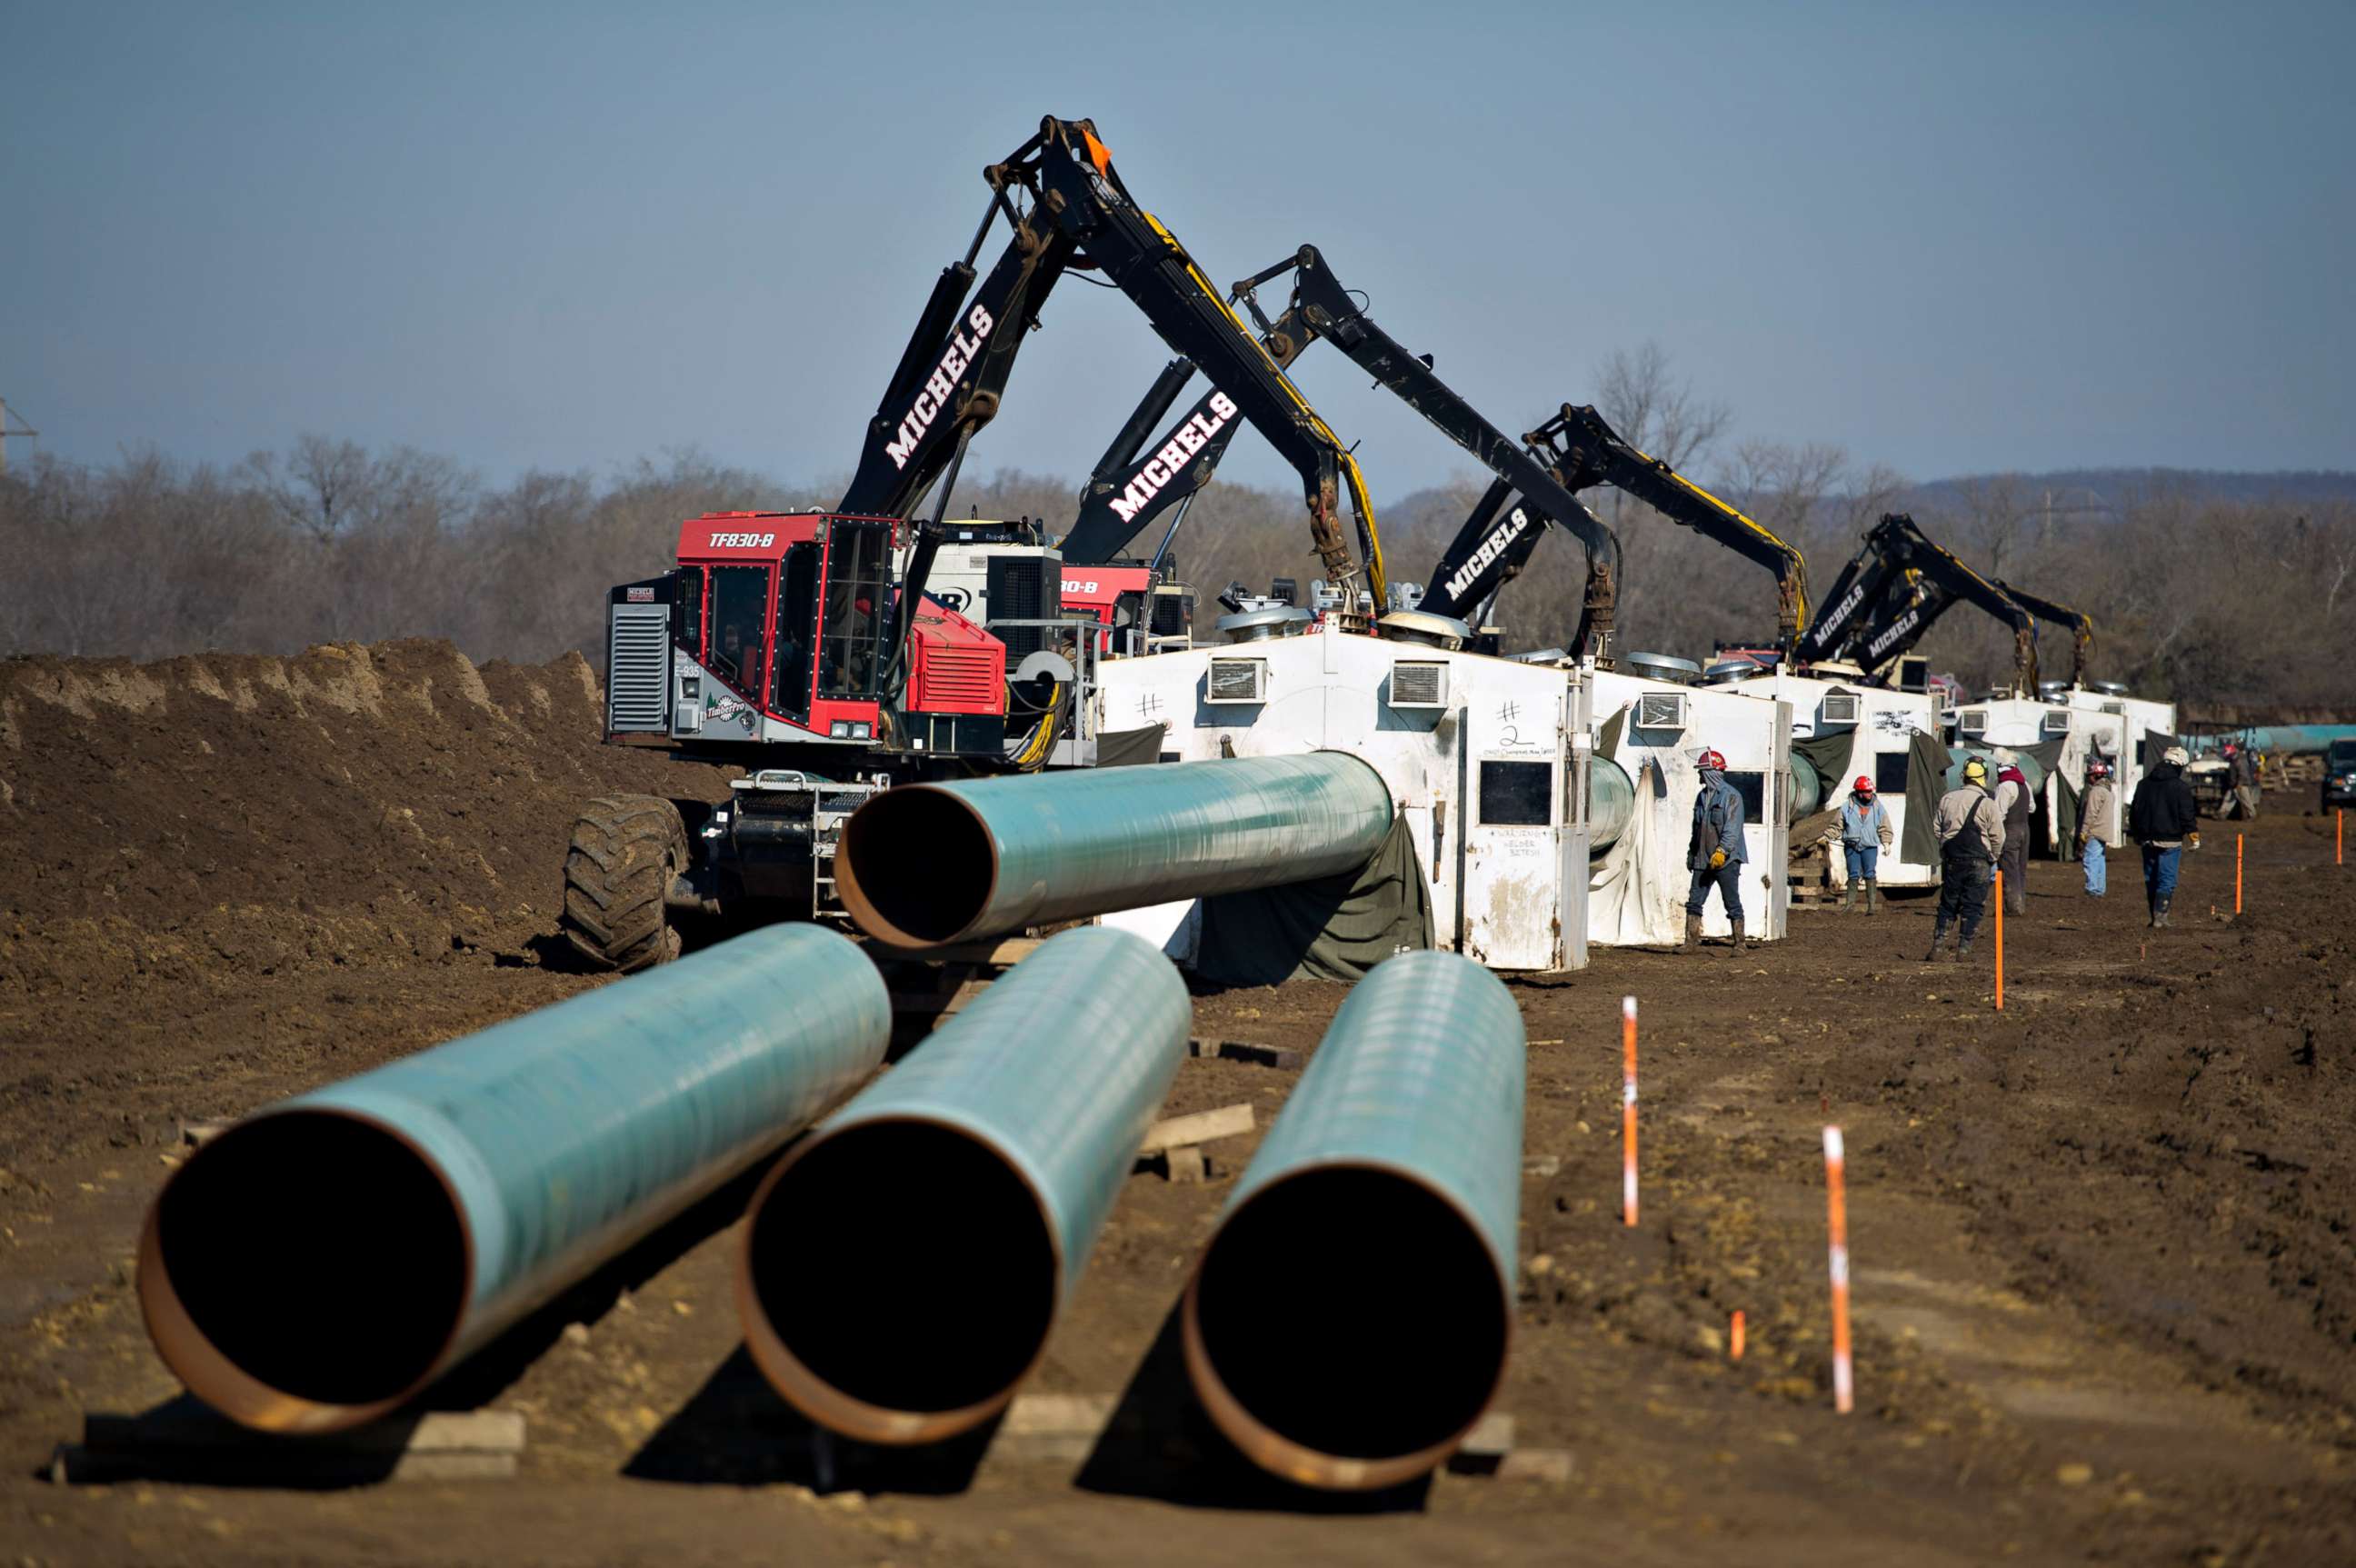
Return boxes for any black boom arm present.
[1526,404,1811,659]
[1992,580,2094,685]
[1830,514,2040,691]
[1234,245,1621,655]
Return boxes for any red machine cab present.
[607,512,1006,758]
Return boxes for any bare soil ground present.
[4,642,2353,1566]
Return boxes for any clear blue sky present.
[4,0,2350,496]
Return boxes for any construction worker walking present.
[2129,744,2199,927]
[2228,742,2261,820]
[1927,757,2003,962]
[1683,748,1749,953]
[1838,775,1893,914]
[2079,758,2118,897]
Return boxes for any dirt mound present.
[0,640,726,996]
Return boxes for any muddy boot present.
[1864,878,1881,915]
[1840,881,1855,913]
[1923,920,1948,962]
[1729,919,1747,954]
[2154,895,2171,929]
[1682,910,1702,949]
[1954,934,1974,962]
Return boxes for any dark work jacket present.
[2129,763,2199,843]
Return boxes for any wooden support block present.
[888,979,989,1016]
[1163,1146,1207,1183]
[1185,1038,1306,1072]
[180,1122,228,1149]
[1459,1410,1516,1457]
[989,1393,1117,1464]
[1135,1104,1255,1156]
[57,1401,524,1485]
[876,936,1041,966]
[1496,1448,1575,1483]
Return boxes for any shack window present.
[772,545,818,718]
[1725,770,1766,824]
[707,565,770,696]
[1874,752,1909,796]
[1479,760,1553,826]
[819,524,890,698]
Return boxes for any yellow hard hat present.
[1962,757,1989,784]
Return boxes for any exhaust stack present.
[1183,950,1524,1490]
[139,925,891,1433]
[738,925,1190,1443]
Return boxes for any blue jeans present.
[1843,844,1880,882]
[1687,861,1743,919]
[2141,844,2181,906]
[2082,837,2106,896]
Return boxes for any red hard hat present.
[1698,749,1727,770]
[1853,775,1874,793]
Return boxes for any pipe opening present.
[1191,1166,1507,1465]
[746,1121,1058,1428]
[836,788,996,948]
[145,1112,468,1417]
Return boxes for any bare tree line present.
[5,357,2351,712]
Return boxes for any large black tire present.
[561,794,689,973]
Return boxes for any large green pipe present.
[1586,754,1635,853]
[1947,746,2047,794]
[837,752,1395,949]
[138,926,890,1433]
[1182,951,1523,1491]
[1791,752,1824,819]
[737,924,1190,1443]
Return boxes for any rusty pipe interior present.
[738,1118,1060,1443]
[1182,1164,1511,1489]
[138,1110,472,1430]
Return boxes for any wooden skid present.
[53,1401,524,1486]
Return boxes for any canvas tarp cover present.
[1588,754,1682,944]
[1094,724,1167,768]
[1192,813,1433,985]
[1792,728,1864,805]
[1901,729,1956,866]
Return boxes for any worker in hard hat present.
[1926,756,2003,962]
[1837,774,1894,914]
[1683,748,1750,953]
[2079,757,2118,897]
[1993,748,2032,916]
[2129,744,2199,927]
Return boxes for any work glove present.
[2188,832,2201,851]
[1709,849,1728,870]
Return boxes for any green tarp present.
[1094,724,1167,768]
[1193,814,1433,986]
[1902,729,1955,866]
[1792,728,1863,815]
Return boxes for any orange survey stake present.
[1823,1127,1853,1414]
[1992,869,2004,1012]
[1621,995,1638,1227]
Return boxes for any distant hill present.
[1902,468,2356,516]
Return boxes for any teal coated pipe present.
[1792,752,1824,819]
[1947,746,2047,794]
[835,752,1394,949]
[1586,754,1634,852]
[737,924,1191,1443]
[1182,950,1523,1490]
[138,925,890,1433]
